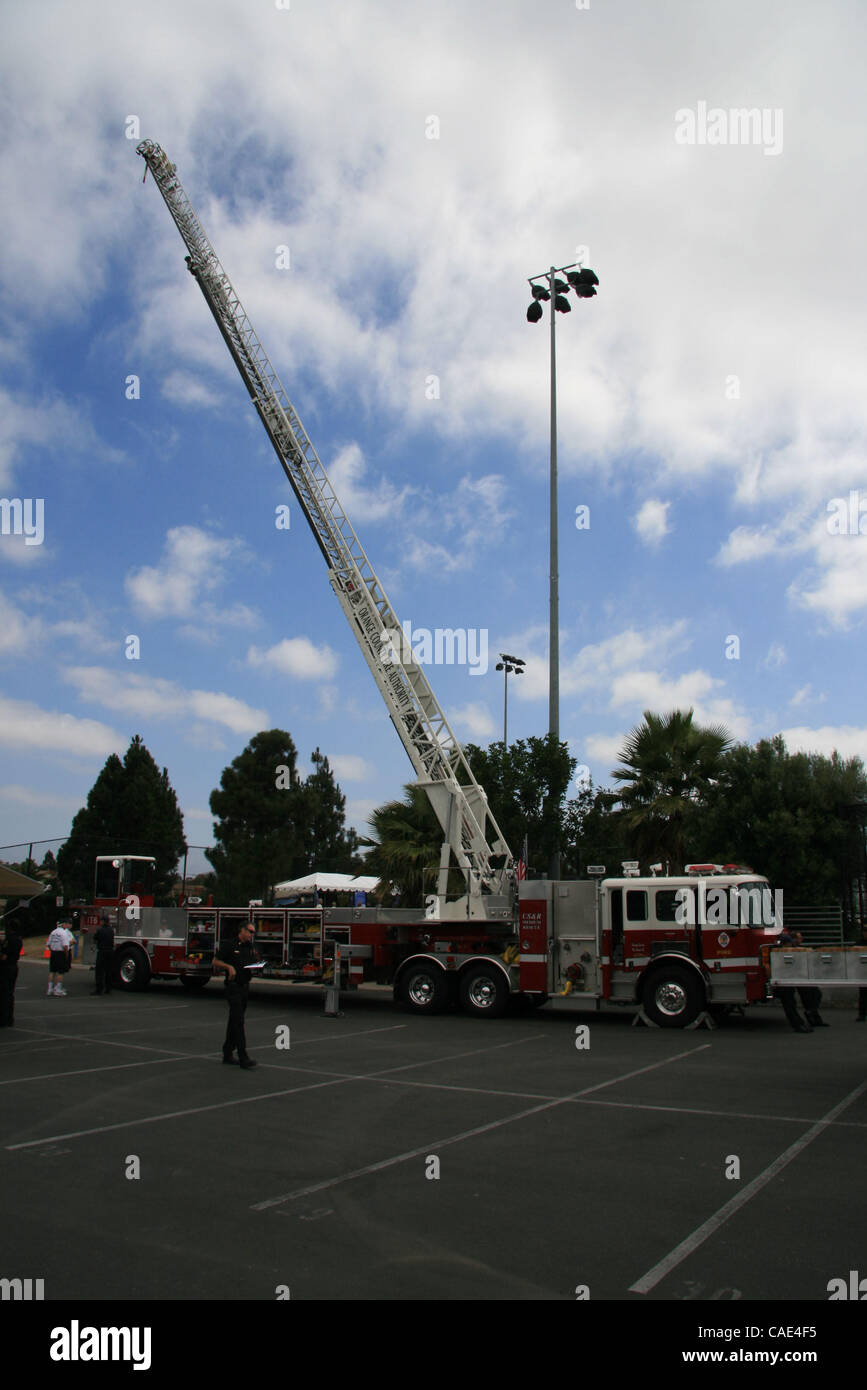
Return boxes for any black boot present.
[222,1049,239,1065]
[806,1012,829,1027]
[238,1054,258,1069]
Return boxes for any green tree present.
[567,781,626,878]
[362,735,580,901]
[300,749,363,873]
[57,735,186,902]
[207,730,305,904]
[698,735,867,921]
[361,784,442,905]
[612,709,732,873]
[462,734,577,874]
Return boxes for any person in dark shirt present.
[212,924,259,1068]
[92,915,115,996]
[775,927,822,1032]
[0,919,24,1026]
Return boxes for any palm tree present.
[361,785,443,906]
[612,709,732,873]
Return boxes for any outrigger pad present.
[632,1007,717,1031]
[686,1010,717,1031]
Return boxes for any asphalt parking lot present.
[2,958,865,1304]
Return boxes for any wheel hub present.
[468,977,496,1008]
[408,975,435,1006]
[655,980,687,1016]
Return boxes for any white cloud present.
[0,590,32,653]
[764,644,787,669]
[633,499,671,546]
[63,666,266,736]
[450,702,497,739]
[789,685,824,708]
[715,526,783,567]
[0,386,124,492]
[583,732,628,766]
[327,442,410,525]
[328,754,374,782]
[125,525,245,620]
[0,784,82,810]
[0,694,123,758]
[778,725,867,762]
[789,535,867,628]
[161,371,222,409]
[247,637,339,680]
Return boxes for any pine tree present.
[207,730,306,904]
[57,736,186,902]
[300,749,362,873]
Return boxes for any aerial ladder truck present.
[121,142,866,1025]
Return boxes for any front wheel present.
[114,947,151,992]
[642,964,703,1028]
[398,964,449,1014]
[459,964,510,1018]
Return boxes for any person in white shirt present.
[47,922,75,996]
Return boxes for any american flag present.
[515,836,528,880]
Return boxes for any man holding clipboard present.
[212,923,263,1068]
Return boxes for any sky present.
[0,0,865,880]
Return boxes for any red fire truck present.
[80,854,796,1027]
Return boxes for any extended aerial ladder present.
[137,140,514,922]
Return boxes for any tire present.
[179,974,209,992]
[642,964,704,1028]
[459,963,510,1018]
[114,947,151,992]
[398,963,449,1014]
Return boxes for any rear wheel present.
[115,947,151,992]
[459,964,510,1018]
[642,964,703,1028]
[398,964,449,1014]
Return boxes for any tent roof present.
[0,863,49,898]
[272,872,379,894]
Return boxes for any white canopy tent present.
[272,871,380,899]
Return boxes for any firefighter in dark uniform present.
[0,917,24,1027]
[92,914,115,995]
[212,923,259,1068]
[775,926,819,1032]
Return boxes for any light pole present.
[495,653,525,747]
[526,260,599,878]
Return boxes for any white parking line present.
[0,1024,409,1084]
[12,1003,189,1016]
[628,1077,867,1294]
[4,1032,544,1148]
[258,1062,867,1128]
[6,1075,358,1149]
[250,1043,711,1210]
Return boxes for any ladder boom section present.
[137,140,514,897]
